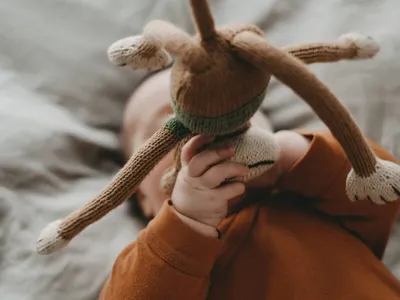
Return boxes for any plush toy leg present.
[347,159,400,204]
[231,31,399,204]
[283,33,379,64]
[37,119,190,254]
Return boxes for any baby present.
[100,68,400,299]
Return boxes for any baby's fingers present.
[199,162,248,189]
[181,135,215,165]
[188,144,235,177]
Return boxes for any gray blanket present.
[0,0,399,299]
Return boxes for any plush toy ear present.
[231,31,400,204]
[107,35,172,70]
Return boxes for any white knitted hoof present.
[36,219,69,255]
[346,159,400,204]
[339,33,380,59]
[107,35,171,70]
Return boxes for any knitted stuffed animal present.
[36,0,400,255]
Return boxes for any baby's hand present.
[171,135,248,233]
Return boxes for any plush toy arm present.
[107,34,172,70]
[231,31,400,204]
[142,20,198,56]
[108,20,209,70]
[36,118,190,254]
[283,33,380,64]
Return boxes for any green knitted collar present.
[169,88,267,135]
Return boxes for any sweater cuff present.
[276,130,348,197]
[146,201,221,276]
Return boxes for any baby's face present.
[123,68,273,218]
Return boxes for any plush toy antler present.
[37,0,399,255]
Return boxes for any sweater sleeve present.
[276,130,400,258]
[99,202,221,300]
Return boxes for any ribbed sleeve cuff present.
[146,201,221,276]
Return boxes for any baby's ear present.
[107,35,172,70]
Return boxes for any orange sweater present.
[100,131,400,300]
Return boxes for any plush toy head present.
[36,0,399,255]
[109,23,271,135]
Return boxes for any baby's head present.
[122,68,273,219]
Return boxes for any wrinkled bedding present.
[0,0,399,299]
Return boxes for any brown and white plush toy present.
[36,0,400,255]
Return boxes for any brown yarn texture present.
[232,32,377,176]
[59,126,181,240]
[170,37,270,118]
[283,43,358,64]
